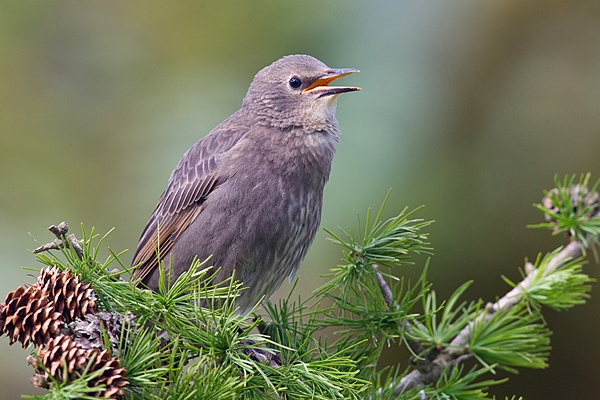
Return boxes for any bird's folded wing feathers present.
[131,124,249,283]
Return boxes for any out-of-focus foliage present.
[2,2,600,399]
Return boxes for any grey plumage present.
[132,55,359,313]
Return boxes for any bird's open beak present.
[302,68,361,98]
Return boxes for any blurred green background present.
[1,1,599,398]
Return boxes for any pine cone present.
[0,285,63,348]
[91,350,129,398]
[37,266,98,322]
[30,335,128,398]
[70,312,136,354]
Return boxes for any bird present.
[131,54,360,313]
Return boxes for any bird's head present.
[242,54,360,133]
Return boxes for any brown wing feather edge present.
[131,123,248,284]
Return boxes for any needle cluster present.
[2,174,598,399]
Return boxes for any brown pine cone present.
[90,349,129,398]
[37,266,98,322]
[29,335,128,398]
[0,285,63,348]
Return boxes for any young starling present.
[132,54,360,313]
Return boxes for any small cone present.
[30,335,128,398]
[69,311,136,354]
[0,285,63,348]
[37,266,98,322]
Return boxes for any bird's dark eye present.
[288,77,302,89]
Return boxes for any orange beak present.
[302,68,361,98]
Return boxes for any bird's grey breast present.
[216,127,337,306]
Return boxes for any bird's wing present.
[131,123,249,283]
